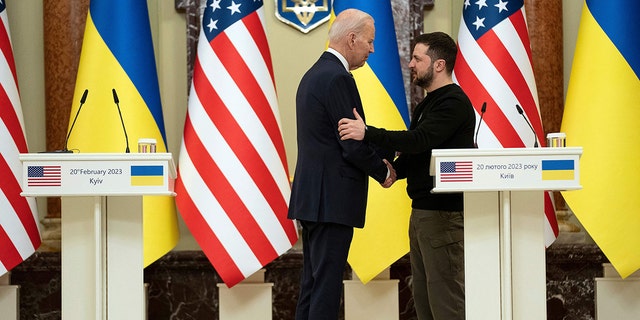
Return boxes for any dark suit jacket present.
[288,52,389,228]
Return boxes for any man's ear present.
[348,32,357,48]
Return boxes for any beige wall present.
[7,1,45,152]
[563,0,584,95]
[7,0,584,250]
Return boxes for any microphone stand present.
[474,102,487,148]
[112,89,130,153]
[516,104,538,147]
[58,89,89,153]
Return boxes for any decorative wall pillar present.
[524,1,572,217]
[40,0,90,251]
[525,0,564,136]
[408,1,434,109]
[175,0,202,89]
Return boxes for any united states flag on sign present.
[175,0,298,287]
[0,1,41,276]
[440,161,473,182]
[27,165,62,187]
[453,0,559,246]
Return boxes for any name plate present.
[19,153,176,196]
[430,147,582,192]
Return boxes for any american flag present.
[0,2,41,276]
[453,0,559,246]
[175,0,298,287]
[440,161,473,182]
[27,165,62,187]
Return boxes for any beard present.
[412,63,434,88]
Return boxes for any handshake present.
[338,108,397,188]
[381,159,397,188]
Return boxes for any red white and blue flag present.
[453,0,559,246]
[27,165,62,187]
[175,0,298,287]
[0,2,41,276]
[440,161,473,183]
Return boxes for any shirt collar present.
[326,48,349,72]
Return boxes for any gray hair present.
[328,9,374,43]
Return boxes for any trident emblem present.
[276,0,332,34]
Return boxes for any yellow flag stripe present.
[69,17,165,153]
[541,170,574,181]
[71,11,179,267]
[561,4,640,278]
[131,176,164,186]
[353,65,407,130]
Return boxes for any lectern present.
[19,153,176,320]
[430,147,582,320]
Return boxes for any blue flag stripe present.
[89,0,167,142]
[586,0,640,78]
[542,160,574,171]
[131,165,164,176]
[333,1,409,125]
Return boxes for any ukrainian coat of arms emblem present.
[275,0,332,34]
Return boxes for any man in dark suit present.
[288,8,396,320]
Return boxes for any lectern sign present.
[20,153,176,196]
[430,147,582,192]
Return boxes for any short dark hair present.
[414,32,458,74]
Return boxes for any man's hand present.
[338,108,366,141]
[381,159,396,188]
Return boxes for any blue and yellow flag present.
[541,160,575,181]
[68,0,179,266]
[333,1,412,283]
[561,0,640,278]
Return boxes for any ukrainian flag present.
[68,0,179,266]
[332,1,412,283]
[130,165,164,186]
[541,160,575,181]
[561,0,640,278]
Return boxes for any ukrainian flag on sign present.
[68,0,179,266]
[541,160,574,181]
[332,1,412,283]
[561,0,640,278]
[131,165,164,186]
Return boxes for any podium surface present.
[430,147,582,320]
[20,153,176,320]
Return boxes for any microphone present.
[112,88,130,153]
[474,102,487,148]
[515,104,538,147]
[59,89,89,153]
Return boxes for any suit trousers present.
[295,220,354,320]
[409,208,465,320]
